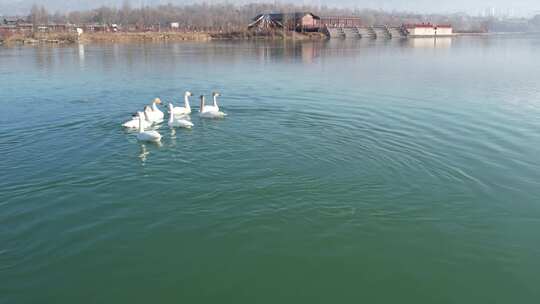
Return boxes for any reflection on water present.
[22,37,528,74]
[78,44,85,68]
[301,42,317,64]
[409,37,452,48]
[139,143,149,163]
[34,47,54,69]
[251,41,324,63]
[138,141,162,164]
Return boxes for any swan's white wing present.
[123,118,151,129]
[172,106,189,115]
[122,119,138,128]
[138,131,162,142]
[169,118,194,128]
[203,105,219,112]
[200,111,226,119]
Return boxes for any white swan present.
[199,95,226,118]
[122,105,155,128]
[145,98,164,123]
[137,111,162,142]
[170,91,193,115]
[168,103,194,128]
[203,92,221,112]
[122,112,151,129]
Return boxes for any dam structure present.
[326,25,408,39]
[246,13,452,40]
[325,23,453,39]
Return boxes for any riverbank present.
[1,33,79,45]
[0,30,327,45]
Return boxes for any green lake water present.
[1,36,540,303]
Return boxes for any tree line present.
[24,2,536,32]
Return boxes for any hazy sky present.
[1,0,539,17]
[331,0,540,15]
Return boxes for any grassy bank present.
[1,32,79,45]
[0,30,327,45]
[80,32,212,43]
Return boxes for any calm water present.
[1,36,540,303]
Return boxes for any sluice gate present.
[326,26,408,39]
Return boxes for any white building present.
[405,24,453,37]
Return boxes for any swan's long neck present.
[168,104,174,123]
[200,96,205,112]
[184,94,191,111]
[152,103,158,112]
[138,112,144,133]
[212,95,219,109]
[144,107,152,119]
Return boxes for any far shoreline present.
[0,31,328,46]
[2,31,536,47]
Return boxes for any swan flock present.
[122,91,226,143]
